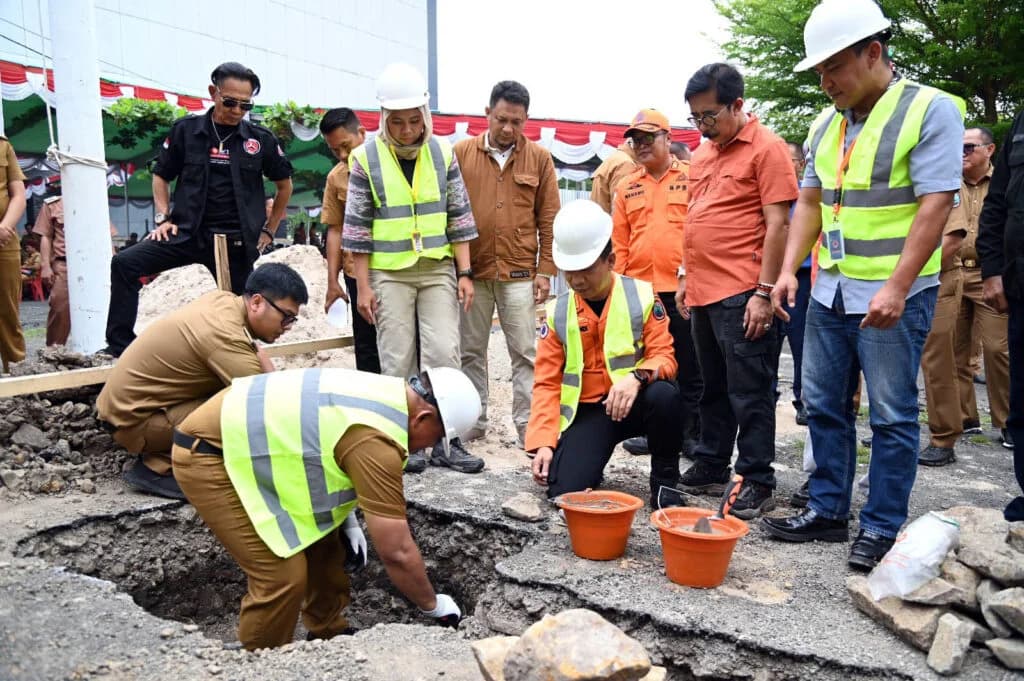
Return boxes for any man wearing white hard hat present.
[342,63,484,475]
[172,366,481,649]
[526,199,683,508]
[764,0,965,570]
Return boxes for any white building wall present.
[0,0,428,109]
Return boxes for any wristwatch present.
[154,212,169,225]
[676,265,687,278]
[631,369,650,387]
[457,268,474,280]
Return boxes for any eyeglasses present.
[408,375,438,409]
[629,132,666,148]
[264,297,298,327]
[217,89,254,111]
[962,143,979,156]
[686,105,730,128]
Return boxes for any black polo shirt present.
[152,108,292,259]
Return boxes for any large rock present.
[948,613,995,643]
[11,423,49,450]
[987,587,1024,635]
[1009,523,1024,554]
[503,609,651,681]
[978,580,1016,638]
[848,576,946,650]
[926,613,974,676]
[905,577,969,607]
[939,556,981,611]
[472,636,519,681]
[501,493,545,523]
[641,668,667,681]
[986,638,1024,670]
[947,506,1024,586]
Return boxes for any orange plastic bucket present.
[650,507,749,588]
[556,490,644,560]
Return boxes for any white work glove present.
[420,593,461,627]
[341,513,367,572]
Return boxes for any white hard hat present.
[794,0,891,72]
[552,199,613,271]
[376,63,429,110]
[423,367,481,447]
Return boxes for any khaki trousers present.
[0,242,25,372]
[922,270,963,447]
[459,279,536,438]
[113,398,206,475]
[370,257,460,379]
[46,259,70,346]
[172,444,351,650]
[956,268,1009,428]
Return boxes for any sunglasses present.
[962,143,980,156]
[687,104,730,128]
[264,296,298,327]
[630,132,666,148]
[217,89,254,111]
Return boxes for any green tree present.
[713,0,1024,140]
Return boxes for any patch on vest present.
[953,192,961,208]
[539,322,549,339]
[244,139,261,155]
[652,300,666,320]
[509,270,530,279]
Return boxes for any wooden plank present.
[214,234,231,291]
[0,335,355,398]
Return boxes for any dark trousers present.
[660,291,702,443]
[344,274,381,374]
[547,380,683,506]
[106,236,253,354]
[775,267,812,404]
[690,290,779,487]
[1006,296,1024,521]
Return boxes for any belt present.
[961,259,978,268]
[172,429,223,456]
[54,256,66,262]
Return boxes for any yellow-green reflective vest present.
[220,368,409,559]
[349,134,454,271]
[807,79,966,280]
[546,274,654,433]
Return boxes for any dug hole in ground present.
[0,246,1019,680]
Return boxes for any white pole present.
[49,0,111,353]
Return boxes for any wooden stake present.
[214,234,231,291]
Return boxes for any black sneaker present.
[405,449,428,474]
[1002,429,1015,450]
[962,419,983,435]
[622,437,649,455]
[679,461,731,495]
[918,445,955,467]
[430,438,485,474]
[794,401,808,426]
[122,457,185,500]
[848,529,895,571]
[762,508,849,543]
[730,480,776,519]
[790,480,810,508]
[97,345,123,359]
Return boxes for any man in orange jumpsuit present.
[527,200,682,508]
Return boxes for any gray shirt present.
[803,87,964,314]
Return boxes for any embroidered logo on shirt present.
[539,322,549,339]
[953,192,961,208]
[652,300,666,320]
[244,139,261,155]
[509,270,530,279]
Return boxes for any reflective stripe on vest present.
[220,369,410,558]
[350,135,454,271]
[546,274,655,432]
[807,80,966,280]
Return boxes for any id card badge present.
[826,225,845,262]
[411,230,424,253]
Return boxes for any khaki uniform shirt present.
[954,166,993,267]
[320,161,355,278]
[590,143,637,214]
[179,388,408,519]
[32,198,66,260]
[97,291,262,427]
[0,137,27,254]
[453,133,559,280]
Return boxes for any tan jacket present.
[453,133,559,280]
[590,142,637,214]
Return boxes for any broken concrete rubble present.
[985,638,1024,670]
[987,587,1024,636]
[848,575,946,650]
[939,555,981,611]
[978,579,1016,638]
[501,492,545,523]
[926,613,973,675]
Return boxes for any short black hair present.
[970,126,995,145]
[598,240,613,261]
[684,63,744,105]
[850,30,893,66]
[489,80,530,112]
[787,141,806,160]
[211,62,261,96]
[319,107,362,135]
[245,263,308,305]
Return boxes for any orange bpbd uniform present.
[524,273,678,452]
[611,160,689,293]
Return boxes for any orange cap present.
[625,109,670,136]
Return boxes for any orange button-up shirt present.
[611,160,688,293]
[684,115,798,307]
[525,275,677,452]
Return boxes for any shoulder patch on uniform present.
[539,322,549,339]
[952,192,961,208]
[652,300,666,320]
[244,138,261,155]
[162,137,170,149]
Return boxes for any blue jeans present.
[803,286,936,537]
[774,267,812,404]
